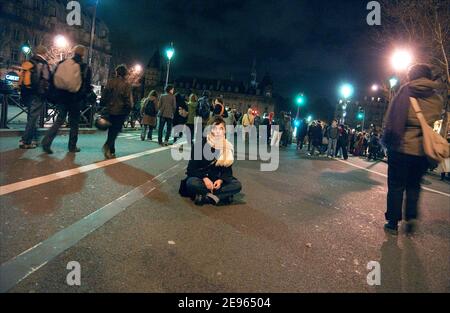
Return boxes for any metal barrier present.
[0,92,96,129]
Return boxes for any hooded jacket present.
[395,79,444,156]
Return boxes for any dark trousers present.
[297,135,306,150]
[141,125,154,140]
[335,141,348,159]
[158,117,173,143]
[186,124,195,143]
[105,114,127,154]
[186,177,242,202]
[386,150,429,223]
[42,99,80,150]
[22,94,45,144]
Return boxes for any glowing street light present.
[133,64,142,73]
[54,35,68,48]
[340,83,354,99]
[54,35,69,61]
[307,115,313,123]
[295,93,306,119]
[371,84,379,92]
[165,42,175,88]
[389,77,398,89]
[391,49,413,72]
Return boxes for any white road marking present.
[0,146,171,196]
[0,164,185,293]
[336,159,450,198]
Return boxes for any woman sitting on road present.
[184,116,242,206]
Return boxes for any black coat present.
[173,95,189,126]
[187,139,234,183]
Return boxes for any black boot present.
[384,221,398,235]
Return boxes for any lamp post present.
[295,93,306,119]
[88,0,99,67]
[54,35,69,61]
[339,83,354,124]
[165,43,175,89]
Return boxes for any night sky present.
[96,0,390,112]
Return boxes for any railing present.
[0,91,96,129]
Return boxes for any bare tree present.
[375,0,449,83]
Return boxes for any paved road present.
[0,130,449,292]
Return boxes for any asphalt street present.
[0,129,449,293]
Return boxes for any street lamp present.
[371,84,379,92]
[339,83,354,124]
[54,35,69,61]
[295,93,306,119]
[307,115,313,123]
[165,43,175,88]
[21,42,31,59]
[134,64,142,73]
[88,0,99,67]
[391,49,413,72]
[389,77,398,89]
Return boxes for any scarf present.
[206,133,234,167]
[382,79,438,150]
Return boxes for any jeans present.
[42,97,80,150]
[327,138,338,156]
[186,177,242,202]
[141,125,154,140]
[158,117,173,143]
[297,136,306,150]
[386,150,429,223]
[105,114,127,154]
[22,94,45,144]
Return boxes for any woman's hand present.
[213,179,223,190]
[203,177,214,192]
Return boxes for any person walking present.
[173,93,189,143]
[241,108,255,142]
[186,93,198,143]
[140,90,158,141]
[42,45,92,154]
[308,121,323,156]
[19,45,51,149]
[296,118,308,150]
[382,63,445,235]
[326,119,339,158]
[335,124,349,160]
[101,65,133,159]
[158,84,177,146]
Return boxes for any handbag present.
[410,97,450,164]
[94,114,112,131]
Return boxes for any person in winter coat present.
[101,64,133,159]
[140,90,158,141]
[308,121,323,156]
[296,118,308,150]
[173,93,189,143]
[158,84,177,146]
[185,116,242,206]
[20,45,51,150]
[335,124,349,160]
[186,93,198,143]
[326,120,339,157]
[382,63,445,235]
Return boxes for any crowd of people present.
[15,47,449,226]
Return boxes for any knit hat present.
[73,45,87,57]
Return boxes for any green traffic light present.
[296,94,306,106]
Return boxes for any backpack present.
[144,98,157,116]
[196,96,211,120]
[19,59,49,95]
[18,60,35,90]
[53,58,82,93]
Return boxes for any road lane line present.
[0,163,186,293]
[337,159,450,198]
[0,145,172,197]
